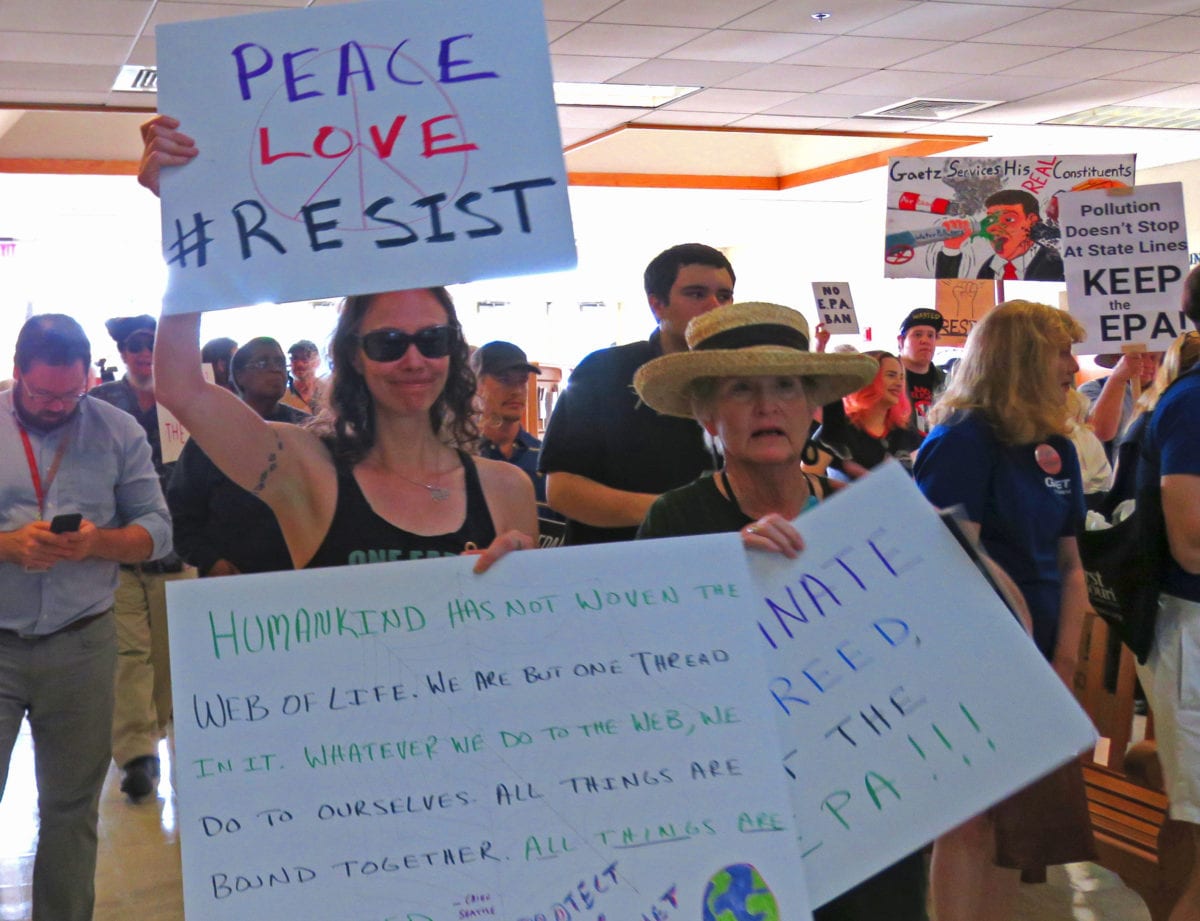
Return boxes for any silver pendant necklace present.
[394,471,452,501]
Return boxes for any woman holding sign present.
[913,300,1094,921]
[633,303,931,921]
[141,118,537,573]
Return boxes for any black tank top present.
[305,450,497,568]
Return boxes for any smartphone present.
[49,512,82,534]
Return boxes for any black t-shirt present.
[538,330,714,545]
[815,400,923,474]
[903,364,945,436]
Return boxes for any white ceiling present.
[0,0,1198,179]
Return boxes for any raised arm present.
[154,313,331,543]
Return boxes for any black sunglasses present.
[358,325,453,362]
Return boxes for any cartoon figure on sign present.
[702,863,780,921]
[934,190,1063,281]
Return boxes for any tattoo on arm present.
[253,436,284,494]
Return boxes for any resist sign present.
[156,0,575,314]
[1060,182,1191,350]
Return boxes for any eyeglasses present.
[22,380,88,407]
[122,337,154,354]
[243,357,287,372]
[358,325,453,362]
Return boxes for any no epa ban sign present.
[156,0,576,314]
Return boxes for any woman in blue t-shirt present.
[912,300,1091,921]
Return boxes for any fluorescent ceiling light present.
[112,64,157,93]
[1043,104,1200,130]
[553,82,698,108]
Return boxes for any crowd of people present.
[0,112,1195,921]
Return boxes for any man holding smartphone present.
[0,315,171,921]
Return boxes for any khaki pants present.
[111,566,194,767]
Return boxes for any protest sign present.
[159,363,214,463]
[934,279,995,347]
[741,464,1096,905]
[810,283,859,335]
[885,154,1136,280]
[1059,182,1191,352]
[166,536,813,921]
[156,0,575,315]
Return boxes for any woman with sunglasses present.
[154,291,536,573]
[809,350,923,479]
[142,114,537,573]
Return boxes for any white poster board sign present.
[741,465,1096,905]
[156,0,576,315]
[159,363,215,463]
[167,536,812,921]
[810,282,859,335]
[168,465,1097,916]
[884,154,1136,280]
[1060,181,1191,352]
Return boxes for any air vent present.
[858,98,1000,121]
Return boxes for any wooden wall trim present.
[0,158,139,175]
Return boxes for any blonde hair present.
[930,300,1084,444]
[1133,330,1200,418]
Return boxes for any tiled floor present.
[0,719,1150,921]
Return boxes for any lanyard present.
[17,423,70,521]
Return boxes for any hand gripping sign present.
[156,0,576,314]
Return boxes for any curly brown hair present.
[316,288,478,465]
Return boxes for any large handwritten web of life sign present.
[165,464,1095,921]
[155,0,576,315]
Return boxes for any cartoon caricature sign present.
[156,0,576,314]
[884,155,1136,281]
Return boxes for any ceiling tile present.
[729,113,838,129]
[760,92,899,117]
[662,30,829,63]
[550,23,707,57]
[955,77,1187,122]
[892,42,1061,74]
[595,0,769,28]
[609,59,755,85]
[944,73,1081,101]
[819,68,969,97]
[635,109,744,126]
[853,2,1042,41]
[662,87,802,113]
[1105,52,1200,82]
[818,116,940,132]
[544,21,580,42]
[542,0,619,21]
[0,0,150,35]
[718,64,874,93]
[1089,16,1200,52]
[972,9,1169,47]
[557,105,650,129]
[1064,0,1200,13]
[781,35,951,67]
[0,33,132,66]
[128,35,156,66]
[1002,47,1175,80]
[1120,84,1200,107]
[0,61,118,93]
[148,1,297,27]
[551,54,646,82]
[727,0,920,36]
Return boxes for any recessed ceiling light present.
[811,12,832,21]
[1043,104,1200,130]
[552,82,699,108]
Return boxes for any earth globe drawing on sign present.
[702,863,781,921]
[246,41,475,235]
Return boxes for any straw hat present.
[634,302,879,418]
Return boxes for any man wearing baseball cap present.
[470,342,563,543]
[281,339,326,414]
[897,307,946,437]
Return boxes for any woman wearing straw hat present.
[634,302,929,921]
